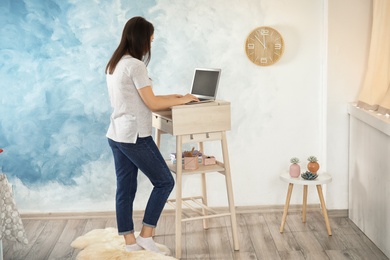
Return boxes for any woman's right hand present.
[181,94,200,104]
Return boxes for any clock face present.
[245,26,284,66]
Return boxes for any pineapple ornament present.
[289,157,300,178]
[307,156,320,174]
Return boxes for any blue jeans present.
[108,136,174,235]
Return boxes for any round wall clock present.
[245,26,285,66]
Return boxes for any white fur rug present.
[71,227,176,260]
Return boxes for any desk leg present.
[302,185,308,223]
[152,129,162,238]
[221,131,239,251]
[198,142,209,230]
[316,185,332,236]
[155,129,162,148]
[280,183,294,233]
[175,135,183,259]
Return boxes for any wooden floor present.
[2,210,389,260]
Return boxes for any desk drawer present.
[152,113,173,134]
[171,101,230,135]
[153,101,231,136]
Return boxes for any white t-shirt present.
[106,55,152,143]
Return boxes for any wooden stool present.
[279,172,332,236]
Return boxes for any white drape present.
[357,0,390,115]
[0,174,28,245]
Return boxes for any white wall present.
[326,0,372,209]
[158,0,373,211]
[153,0,326,209]
[157,0,373,211]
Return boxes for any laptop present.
[186,68,221,104]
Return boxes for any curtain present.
[357,0,390,115]
[0,174,28,245]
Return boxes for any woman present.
[105,16,199,253]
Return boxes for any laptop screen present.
[190,68,221,98]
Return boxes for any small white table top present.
[280,172,332,185]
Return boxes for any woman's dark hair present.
[105,17,154,74]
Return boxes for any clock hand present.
[262,35,267,49]
[255,35,267,49]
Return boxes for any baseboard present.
[20,205,348,219]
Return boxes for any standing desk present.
[152,100,239,259]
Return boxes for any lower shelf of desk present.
[167,196,232,222]
[166,160,226,175]
[166,160,230,223]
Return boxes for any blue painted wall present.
[0,0,158,186]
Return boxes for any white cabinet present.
[348,104,390,258]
